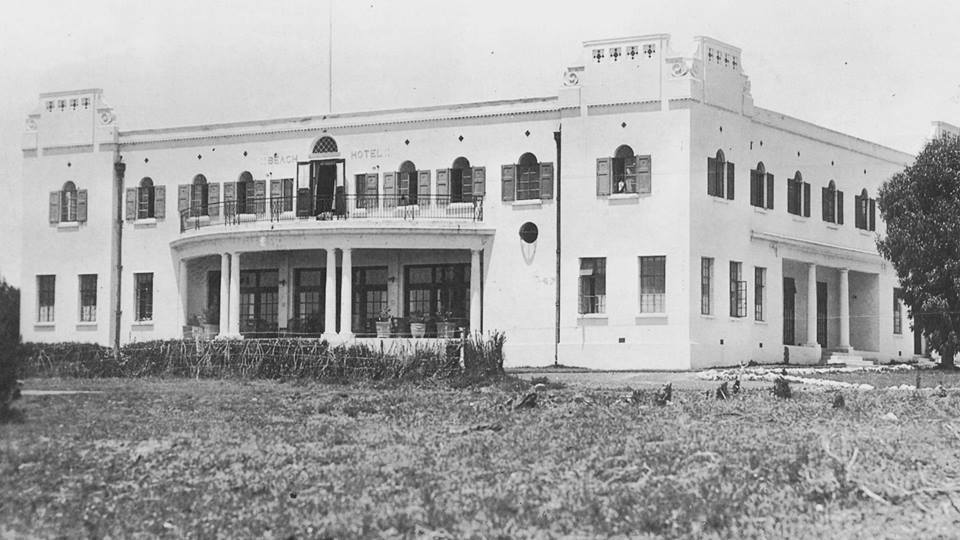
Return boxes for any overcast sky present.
[1,0,959,285]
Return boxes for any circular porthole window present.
[519,222,539,244]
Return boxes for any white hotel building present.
[19,34,920,370]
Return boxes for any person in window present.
[615,178,627,194]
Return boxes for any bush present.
[0,279,21,419]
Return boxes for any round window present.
[519,222,539,243]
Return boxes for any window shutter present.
[765,173,774,209]
[254,180,266,213]
[223,182,236,217]
[854,195,862,228]
[178,184,190,213]
[707,157,717,195]
[208,183,220,217]
[418,170,431,199]
[837,191,844,224]
[471,166,485,197]
[383,172,396,196]
[125,188,137,220]
[49,191,61,224]
[270,179,282,199]
[297,163,311,192]
[77,189,88,222]
[154,186,165,219]
[803,182,811,217]
[821,187,830,221]
[596,157,612,196]
[636,155,651,194]
[539,162,554,199]
[501,164,516,202]
[725,162,735,200]
[869,198,876,231]
[365,173,378,196]
[436,169,450,200]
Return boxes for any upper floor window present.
[311,136,338,155]
[236,171,255,214]
[639,256,666,313]
[821,180,844,224]
[436,157,486,205]
[398,161,420,205]
[37,274,55,322]
[502,152,554,202]
[192,174,209,216]
[707,150,734,200]
[133,177,157,220]
[750,162,774,209]
[49,182,87,225]
[596,145,652,196]
[270,178,295,213]
[178,174,220,219]
[578,258,606,315]
[382,161,430,207]
[855,189,876,231]
[787,171,811,217]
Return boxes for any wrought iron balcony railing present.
[179,194,484,232]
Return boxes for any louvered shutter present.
[383,172,396,208]
[77,190,88,223]
[765,173,774,209]
[49,191,60,223]
[224,182,236,217]
[803,182,811,217]
[178,184,190,213]
[869,199,876,231]
[366,174,378,196]
[750,170,760,206]
[436,169,450,205]
[725,162,735,200]
[707,158,717,195]
[539,162,554,200]
[837,191,844,224]
[270,179,282,215]
[208,183,220,217]
[501,164,516,202]
[154,186,165,219]
[821,187,830,221]
[418,170,431,199]
[125,188,137,220]
[254,180,266,213]
[471,166,485,197]
[636,155,651,194]
[596,158,611,196]
[854,195,862,228]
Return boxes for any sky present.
[1,0,958,286]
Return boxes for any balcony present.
[179,194,484,233]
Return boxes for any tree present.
[877,133,960,368]
[0,278,20,417]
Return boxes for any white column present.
[177,259,188,331]
[469,249,482,334]
[339,248,353,339]
[229,251,241,336]
[838,268,851,351]
[322,248,338,340]
[217,253,230,337]
[806,262,818,347]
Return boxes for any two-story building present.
[19,33,919,369]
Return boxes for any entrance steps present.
[823,349,875,367]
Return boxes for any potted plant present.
[375,307,392,338]
[201,307,220,337]
[435,310,457,339]
[409,312,428,338]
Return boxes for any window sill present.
[700,313,716,319]
[578,313,608,319]
[131,321,154,329]
[57,221,79,230]
[791,216,808,223]
[893,333,904,339]
[34,322,55,328]
[134,218,158,227]
[511,199,543,207]
[753,319,768,325]
[728,317,747,322]
[609,193,640,200]
[710,197,731,205]
[826,224,840,230]
[859,230,875,237]
[76,322,98,330]
[752,207,768,214]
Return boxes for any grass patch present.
[4,379,960,537]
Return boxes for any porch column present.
[838,268,851,351]
[470,249,482,334]
[339,248,353,339]
[229,251,241,336]
[805,262,818,347]
[322,248,337,340]
[217,253,230,337]
[177,259,188,330]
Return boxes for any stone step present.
[824,353,874,367]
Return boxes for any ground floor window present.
[754,267,766,321]
[639,256,665,313]
[79,274,97,322]
[701,258,713,315]
[729,261,746,318]
[578,258,606,315]
[206,271,220,324]
[37,274,55,322]
[783,278,796,345]
[237,269,278,335]
[134,273,153,321]
[893,288,903,334]
[404,264,470,333]
[353,267,388,335]
[290,268,341,334]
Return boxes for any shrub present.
[0,279,21,419]
[773,376,793,399]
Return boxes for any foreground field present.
[3,378,960,538]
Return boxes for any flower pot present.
[410,322,427,338]
[375,321,391,338]
[436,321,457,339]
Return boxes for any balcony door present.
[311,163,337,214]
[239,269,279,336]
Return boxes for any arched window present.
[397,161,418,204]
[822,180,841,224]
[707,150,732,199]
[138,177,155,219]
[451,157,471,203]
[612,145,634,194]
[787,171,809,216]
[192,174,209,216]
[516,153,540,201]
[750,162,772,208]
[237,171,254,214]
[61,181,77,222]
[855,188,875,230]
[311,136,338,155]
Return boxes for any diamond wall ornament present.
[643,44,656,58]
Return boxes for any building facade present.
[19,34,919,369]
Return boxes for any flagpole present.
[328,0,333,113]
